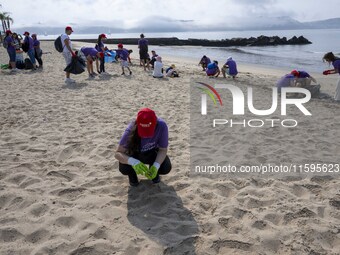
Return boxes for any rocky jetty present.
[76,35,311,47]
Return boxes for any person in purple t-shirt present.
[222,57,238,79]
[206,60,220,77]
[115,108,172,186]
[95,33,107,74]
[23,31,36,70]
[199,55,211,71]
[114,43,132,75]
[276,74,296,93]
[32,34,43,68]
[290,70,316,87]
[323,52,340,101]
[138,33,150,71]
[4,30,18,72]
[79,47,104,78]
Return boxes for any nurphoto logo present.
[196,82,312,128]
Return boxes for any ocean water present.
[42,29,340,72]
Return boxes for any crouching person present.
[78,47,104,78]
[115,108,172,187]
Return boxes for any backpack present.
[22,39,29,53]
[3,36,8,49]
[24,58,34,69]
[54,35,64,53]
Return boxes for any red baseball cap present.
[291,70,299,76]
[118,43,123,48]
[23,31,30,36]
[5,30,12,34]
[136,108,157,138]
[65,26,73,32]
[100,33,107,38]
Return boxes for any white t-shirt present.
[61,33,72,53]
[153,61,164,78]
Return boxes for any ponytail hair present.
[126,121,141,156]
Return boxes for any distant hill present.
[303,18,340,29]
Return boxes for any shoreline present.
[74,41,338,96]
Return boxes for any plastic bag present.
[64,56,86,75]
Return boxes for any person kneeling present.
[115,108,172,186]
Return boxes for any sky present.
[1,0,340,29]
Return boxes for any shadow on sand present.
[127,181,199,255]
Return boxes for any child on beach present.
[152,56,164,78]
[222,57,238,79]
[166,64,179,78]
[95,33,107,74]
[115,108,172,186]
[115,43,132,75]
[206,60,220,77]
[78,47,104,78]
[322,52,340,101]
[276,73,296,93]
[150,50,158,69]
[199,55,211,71]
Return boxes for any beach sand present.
[0,41,339,255]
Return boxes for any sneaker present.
[121,72,125,75]
[89,74,95,79]
[91,72,98,76]
[65,78,76,84]
[100,71,109,75]
[129,71,132,75]
[10,68,18,73]
[129,181,139,187]
[152,176,161,184]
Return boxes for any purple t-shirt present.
[24,36,34,50]
[33,39,40,47]
[297,71,310,78]
[276,74,295,92]
[138,38,148,47]
[5,36,15,51]
[206,62,218,75]
[225,59,238,75]
[96,41,104,52]
[333,60,340,75]
[81,47,98,57]
[116,49,129,61]
[201,57,211,65]
[119,118,169,153]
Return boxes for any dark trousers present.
[100,57,105,72]
[119,149,172,183]
[34,50,43,67]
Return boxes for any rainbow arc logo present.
[196,82,223,106]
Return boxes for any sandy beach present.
[0,41,340,255]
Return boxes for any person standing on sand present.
[323,52,340,101]
[61,26,76,84]
[95,33,108,74]
[23,32,36,70]
[4,30,18,72]
[138,33,150,71]
[32,34,43,68]
[115,108,172,187]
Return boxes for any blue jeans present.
[27,49,36,65]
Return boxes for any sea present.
[42,29,340,73]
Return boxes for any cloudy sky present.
[1,0,340,29]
